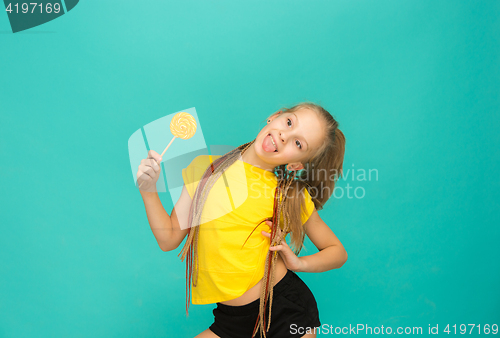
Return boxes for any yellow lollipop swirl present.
[170,112,197,140]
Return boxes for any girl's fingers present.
[148,159,160,172]
[272,241,289,250]
[147,150,162,163]
[137,152,163,192]
[265,221,283,235]
[262,231,282,247]
[262,226,287,249]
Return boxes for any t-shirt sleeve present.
[181,155,221,199]
[300,187,316,225]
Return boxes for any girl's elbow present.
[160,239,184,252]
[337,249,348,268]
[159,242,174,252]
[342,250,348,265]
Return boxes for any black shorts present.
[209,269,321,338]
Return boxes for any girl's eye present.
[287,119,302,149]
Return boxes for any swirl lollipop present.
[161,112,197,157]
[138,112,197,189]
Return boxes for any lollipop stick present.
[138,136,177,190]
[161,136,177,158]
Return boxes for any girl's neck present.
[241,143,276,172]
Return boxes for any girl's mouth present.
[262,133,278,153]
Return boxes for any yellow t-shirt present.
[181,155,315,304]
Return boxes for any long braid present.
[178,140,254,316]
[252,166,297,338]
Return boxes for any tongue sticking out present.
[262,134,277,153]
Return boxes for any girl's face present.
[255,108,325,170]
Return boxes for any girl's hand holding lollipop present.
[136,150,163,192]
[137,112,197,192]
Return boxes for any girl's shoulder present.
[187,154,223,169]
[182,155,223,198]
[300,186,316,224]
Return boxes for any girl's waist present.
[217,254,289,308]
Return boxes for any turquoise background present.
[1,0,499,337]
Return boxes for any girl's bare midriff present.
[219,253,288,306]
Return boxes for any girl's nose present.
[279,131,286,144]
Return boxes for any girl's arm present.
[137,149,190,252]
[299,209,348,272]
[140,185,190,252]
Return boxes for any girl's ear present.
[267,110,283,124]
[272,110,282,119]
[286,162,304,171]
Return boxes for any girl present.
[137,102,347,338]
